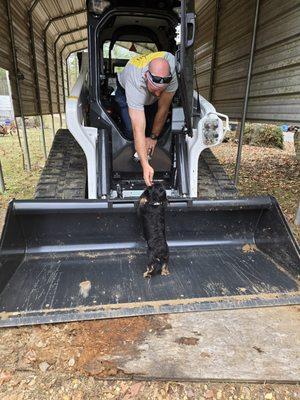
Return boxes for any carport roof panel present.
[26,0,86,21]
[3,0,300,121]
[25,0,88,56]
[27,0,87,41]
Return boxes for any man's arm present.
[152,91,175,135]
[128,108,154,186]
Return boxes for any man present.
[115,51,178,186]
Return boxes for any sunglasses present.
[148,70,172,84]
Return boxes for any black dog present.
[138,183,170,278]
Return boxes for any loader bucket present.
[0,196,299,327]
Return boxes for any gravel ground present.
[0,373,299,400]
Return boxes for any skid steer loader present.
[0,0,299,327]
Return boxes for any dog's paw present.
[139,196,148,206]
[161,264,170,276]
[143,265,155,278]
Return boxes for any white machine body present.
[67,54,229,199]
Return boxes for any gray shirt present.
[117,51,178,111]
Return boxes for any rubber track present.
[197,148,237,199]
[35,129,87,199]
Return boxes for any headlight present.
[203,117,219,145]
[88,0,110,13]
[175,24,181,45]
[172,7,181,16]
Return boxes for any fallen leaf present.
[68,357,75,367]
[204,389,215,399]
[123,382,143,399]
[39,361,50,372]
[24,349,37,363]
[0,370,12,385]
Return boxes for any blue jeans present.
[115,81,158,141]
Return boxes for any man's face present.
[146,78,166,98]
[145,74,167,98]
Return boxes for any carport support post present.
[209,0,220,103]
[28,5,47,160]
[6,0,31,171]
[51,114,56,137]
[6,69,26,170]
[66,46,88,80]
[54,28,87,129]
[61,40,88,67]
[14,118,26,170]
[43,9,87,115]
[59,39,88,108]
[60,52,67,112]
[295,202,300,226]
[54,41,63,129]
[0,161,5,193]
[66,55,70,96]
[38,116,47,157]
[234,0,260,186]
[43,14,86,134]
[43,32,56,138]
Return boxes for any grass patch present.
[0,122,55,227]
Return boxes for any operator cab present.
[87,0,194,197]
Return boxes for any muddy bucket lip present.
[1,291,300,328]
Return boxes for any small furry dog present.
[138,183,170,278]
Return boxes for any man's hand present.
[145,137,157,156]
[142,162,154,187]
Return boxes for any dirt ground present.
[0,315,299,399]
[0,128,299,398]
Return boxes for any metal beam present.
[14,118,26,170]
[234,0,260,186]
[54,27,87,47]
[66,46,88,60]
[62,39,88,57]
[53,28,86,115]
[41,8,86,126]
[43,33,55,138]
[28,7,47,159]
[295,202,300,226]
[59,39,88,103]
[45,10,86,34]
[6,0,31,170]
[66,56,70,96]
[11,1,86,140]
[209,0,220,103]
[54,38,87,125]
[65,47,87,95]
[54,28,87,108]
[0,160,5,193]
[7,69,26,170]
[54,35,85,127]
[53,46,62,127]
[29,0,40,12]
[60,56,66,110]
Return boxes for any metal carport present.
[0,0,299,176]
